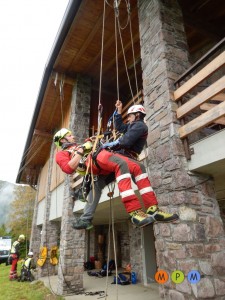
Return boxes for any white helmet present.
[28,251,33,256]
[127,105,146,115]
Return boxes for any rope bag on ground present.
[37,246,48,267]
[50,246,58,266]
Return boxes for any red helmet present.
[127,105,146,115]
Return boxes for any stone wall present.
[129,223,144,283]
[57,75,92,295]
[37,142,61,278]
[138,0,225,298]
[29,175,42,261]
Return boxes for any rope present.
[114,2,120,101]
[117,0,130,30]
[110,184,119,300]
[103,183,118,300]
[98,0,106,109]
[128,9,139,101]
[89,0,107,198]
[115,5,134,99]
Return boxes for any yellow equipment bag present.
[50,246,58,266]
[37,246,48,267]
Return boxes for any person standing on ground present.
[9,234,25,280]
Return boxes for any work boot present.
[72,218,94,230]
[129,209,154,228]
[147,205,179,223]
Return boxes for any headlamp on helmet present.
[53,128,71,148]
[127,105,146,116]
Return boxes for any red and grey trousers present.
[9,254,19,279]
[95,150,158,213]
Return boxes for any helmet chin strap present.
[62,142,77,150]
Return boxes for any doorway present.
[142,225,157,284]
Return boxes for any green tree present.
[0,224,11,236]
[6,185,36,256]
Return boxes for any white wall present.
[36,198,46,226]
[49,183,64,221]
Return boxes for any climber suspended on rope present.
[54,101,179,228]
[72,99,152,230]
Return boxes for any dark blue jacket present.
[115,114,148,155]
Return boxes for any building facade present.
[17,0,225,298]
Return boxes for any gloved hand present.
[102,139,120,150]
[82,141,93,150]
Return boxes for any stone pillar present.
[57,75,91,295]
[129,224,144,283]
[30,176,42,260]
[138,0,225,298]
[38,142,61,278]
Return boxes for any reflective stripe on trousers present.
[96,150,158,212]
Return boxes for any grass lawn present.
[0,263,64,300]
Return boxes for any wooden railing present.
[174,51,225,139]
[173,38,225,158]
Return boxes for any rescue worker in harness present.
[18,251,36,282]
[54,103,179,228]
[9,234,25,280]
[72,100,152,229]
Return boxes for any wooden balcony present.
[174,38,225,145]
[174,38,225,208]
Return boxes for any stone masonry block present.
[211,251,225,276]
[205,216,224,238]
[214,278,225,296]
[172,224,193,242]
[179,206,197,221]
[191,278,215,299]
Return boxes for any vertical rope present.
[111,190,119,300]
[98,0,106,107]
[114,0,120,101]
[129,7,139,102]
[116,15,134,99]
[103,198,112,300]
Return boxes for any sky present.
[0,0,70,184]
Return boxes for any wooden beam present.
[67,7,111,72]
[179,100,225,138]
[71,177,83,189]
[210,92,225,101]
[176,76,225,119]
[174,51,225,101]
[51,71,76,86]
[33,129,52,139]
[200,103,225,125]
